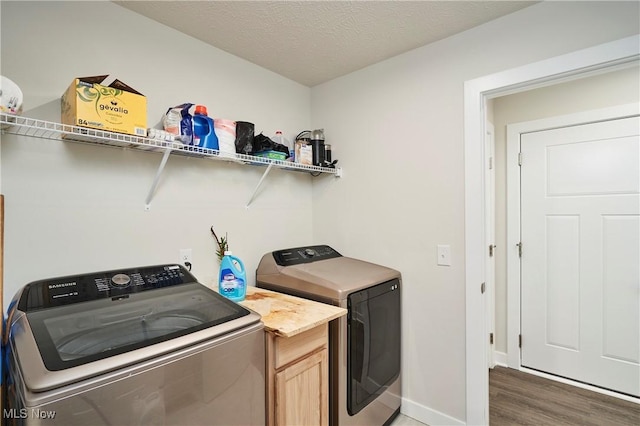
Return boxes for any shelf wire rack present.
[0,113,342,209]
[0,113,340,175]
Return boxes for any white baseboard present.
[401,397,465,426]
[493,351,508,367]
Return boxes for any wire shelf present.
[0,113,340,176]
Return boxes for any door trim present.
[485,122,496,369]
[464,36,639,425]
[506,103,640,371]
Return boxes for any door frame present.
[464,35,639,425]
[485,122,496,368]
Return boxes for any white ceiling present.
[114,1,538,87]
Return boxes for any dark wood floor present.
[489,366,640,425]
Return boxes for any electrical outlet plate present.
[179,248,192,265]
[437,245,451,266]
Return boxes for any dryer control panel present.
[273,245,342,266]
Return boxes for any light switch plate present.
[437,245,451,266]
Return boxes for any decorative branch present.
[210,226,229,262]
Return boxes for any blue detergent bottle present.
[218,251,247,302]
[193,105,218,150]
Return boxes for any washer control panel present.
[19,264,193,311]
[273,245,341,266]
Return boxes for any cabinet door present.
[275,349,328,426]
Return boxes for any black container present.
[235,121,254,155]
[311,139,325,166]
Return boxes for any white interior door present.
[520,115,640,397]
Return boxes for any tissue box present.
[61,75,147,137]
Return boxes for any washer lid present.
[10,267,261,392]
[20,282,251,373]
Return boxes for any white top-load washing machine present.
[4,264,265,425]
[256,245,401,426]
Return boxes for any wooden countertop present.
[239,287,347,338]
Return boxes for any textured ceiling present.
[114,1,538,87]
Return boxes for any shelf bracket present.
[246,162,274,209]
[144,148,172,211]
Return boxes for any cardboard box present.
[61,75,147,137]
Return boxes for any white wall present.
[310,1,639,423]
[491,65,640,356]
[0,1,315,309]
[2,1,640,425]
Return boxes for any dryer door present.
[347,278,401,415]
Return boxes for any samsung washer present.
[257,245,401,426]
[4,264,265,425]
